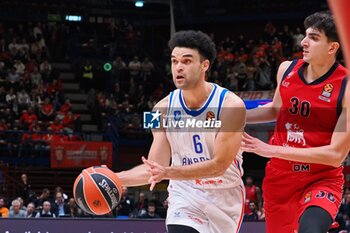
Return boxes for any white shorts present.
[166,182,245,233]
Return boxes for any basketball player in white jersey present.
[117,30,246,233]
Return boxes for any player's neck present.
[182,81,213,109]
[304,58,336,83]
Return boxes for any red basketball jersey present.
[244,184,258,214]
[270,59,348,170]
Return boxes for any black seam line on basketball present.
[82,170,95,213]
[77,174,93,214]
[83,169,110,214]
[95,171,122,197]
[91,173,117,208]
[88,172,112,213]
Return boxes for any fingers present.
[148,175,158,191]
[150,181,156,191]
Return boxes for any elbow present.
[332,156,345,168]
[211,160,230,177]
[327,149,346,168]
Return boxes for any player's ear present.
[328,41,340,55]
[202,59,210,73]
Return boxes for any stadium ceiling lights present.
[135,1,144,7]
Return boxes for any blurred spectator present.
[244,176,263,214]
[141,57,154,82]
[39,59,52,83]
[81,60,94,92]
[53,186,68,202]
[132,192,148,217]
[139,202,160,219]
[13,59,25,75]
[111,56,126,89]
[0,86,7,108]
[0,197,9,218]
[8,199,26,218]
[17,88,31,112]
[25,202,38,218]
[40,97,55,122]
[293,27,304,52]
[34,188,51,208]
[6,88,17,107]
[128,56,141,84]
[35,201,56,218]
[157,198,168,218]
[19,173,36,204]
[30,66,42,87]
[20,107,38,130]
[255,57,272,90]
[117,186,134,217]
[68,197,83,218]
[243,201,259,221]
[51,191,70,217]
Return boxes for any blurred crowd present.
[0,173,168,219]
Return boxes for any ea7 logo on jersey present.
[143,110,161,129]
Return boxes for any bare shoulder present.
[153,95,169,113]
[219,91,246,131]
[342,77,350,107]
[276,60,294,83]
[222,91,245,109]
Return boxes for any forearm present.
[164,159,227,180]
[271,145,343,167]
[116,164,150,187]
[246,106,278,124]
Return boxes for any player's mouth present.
[176,75,185,80]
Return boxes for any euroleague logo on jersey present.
[206,111,215,121]
[318,83,333,102]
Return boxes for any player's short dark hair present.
[304,11,339,42]
[168,30,217,65]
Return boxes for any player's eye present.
[183,59,191,64]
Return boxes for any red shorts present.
[262,160,344,233]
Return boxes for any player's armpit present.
[211,93,246,175]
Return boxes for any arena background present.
[0,0,349,232]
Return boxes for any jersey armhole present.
[281,59,299,82]
[217,89,229,120]
[336,76,348,118]
[166,91,174,117]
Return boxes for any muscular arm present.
[246,61,292,124]
[243,80,350,167]
[160,93,246,179]
[116,97,171,187]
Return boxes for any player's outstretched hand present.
[241,132,273,158]
[142,156,166,191]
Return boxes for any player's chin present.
[174,82,186,89]
[302,56,310,62]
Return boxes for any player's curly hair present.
[168,30,217,66]
[304,11,339,42]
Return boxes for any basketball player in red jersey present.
[244,176,262,214]
[242,11,350,233]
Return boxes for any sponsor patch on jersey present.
[188,214,204,225]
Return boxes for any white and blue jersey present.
[166,83,244,190]
[165,83,245,233]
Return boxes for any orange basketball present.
[73,165,122,215]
